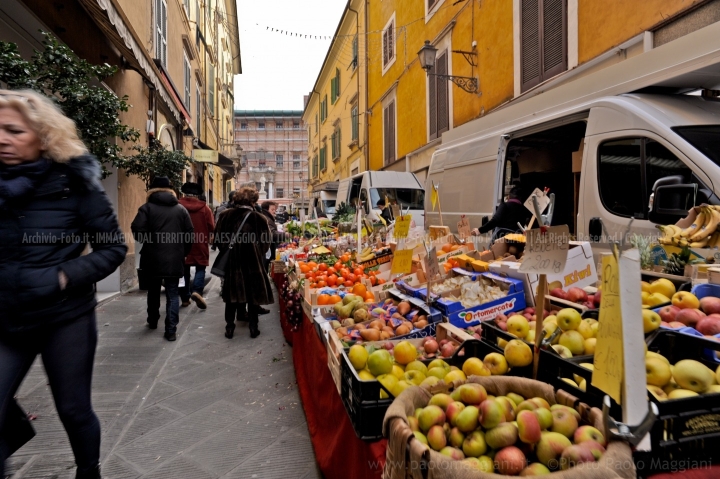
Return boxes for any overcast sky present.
[233,0,347,111]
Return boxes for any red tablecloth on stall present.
[293,310,387,479]
[647,466,720,479]
[272,272,294,345]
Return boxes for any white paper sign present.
[424,246,441,280]
[524,188,551,217]
[519,225,570,275]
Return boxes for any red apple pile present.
[550,287,600,310]
[409,384,607,474]
[658,292,720,336]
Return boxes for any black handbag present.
[211,211,251,278]
[2,399,36,455]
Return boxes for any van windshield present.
[370,188,425,210]
[323,200,336,214]
[674,125,720,165]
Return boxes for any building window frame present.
[276,187,284,198]
[351,103,359,143]
[275,121,283,129]
[258,122,265,130]
[276,154,284,169]
[320,144,327,172]
[208,62,215,117]
[183,52,191,108]
[351,35,358,70]
[195,85,201,136]
[331,122,342,160]
[155,0,168,68]
[331,68,341,104]
[382,88,397,165]
[240,122,248,130]
[518,0,568,93]
[427,33,453,141]
[382,13,396,76]
[312,155,319,178]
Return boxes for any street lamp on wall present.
[417,40,479,94]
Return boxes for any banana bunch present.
[657,206,720,248]
[357,246,376,262]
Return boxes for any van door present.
[580,131,712,253]
[336,179,350,208]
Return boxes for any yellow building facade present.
[303,0,367,194]
[366,0,714,183]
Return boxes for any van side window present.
[599,138,695,220]
[598,139,644,218]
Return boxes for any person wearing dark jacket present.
[214,187,273,339]
[131,176,193,341]
[376,198,394,224]
[178,182,214,309]
[0,90,127,479]
[471,187,531,239]
[214,190,235,223]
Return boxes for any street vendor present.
[376,198,394,225]
[471,187,531,239]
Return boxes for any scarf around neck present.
[0,158,52,209]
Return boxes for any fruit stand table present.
[272,271,294,345]
[293,308,387,479]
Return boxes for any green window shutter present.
[336,69,340,98]
[352,36,358,69]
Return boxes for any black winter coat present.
[131,188,194,278]
[0,155,127,333]
[214,206,273,305]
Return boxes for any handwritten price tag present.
[391,204,401,219]
[424,246,441,280]
[457,216,471,239]
[391,249,414,275]
[394,215,412,239]
[592,253,623,404]
[524,188,551,217]
[519,225,570,275]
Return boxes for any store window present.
[276,154,283,169]
[277,187,284,198]
[258,122,265,130]
[240,122,247,130]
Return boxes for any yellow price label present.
[592,253,624,405]
[394,215,412,239]
[391,249,414,275]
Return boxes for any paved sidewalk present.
[5,276,322,479]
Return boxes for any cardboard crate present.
[526,241,597,295]
[325,329,344,394]
[441,273,526,328]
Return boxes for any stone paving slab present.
[5,274,323,479]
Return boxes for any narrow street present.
[5,276,321,479]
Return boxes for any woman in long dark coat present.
[214,187,274,339]
[0,90,127,478]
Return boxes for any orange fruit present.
[300,265,310,274]
[329,294,342,304]
[327,275,338,287]
[344,280,353,288]
[377,278,386,285]
[318,263,328,271]
[352,283,368,297]
[307,261,318,269]
[364,291,375,301]
[317,294,330,305]
[353,267,364,277]
[317,280,326,288]
[442,244,453,253]
[450,244,461,251]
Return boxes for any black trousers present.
[0,312,100,475]
[224,303,259,328]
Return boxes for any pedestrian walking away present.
[0,90,127,479]
[131,176,193,341]
[214,187,273,339]
[178,182,214,310]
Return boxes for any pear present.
[343,294,360,305]
[338,302,355,319]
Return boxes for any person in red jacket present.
[179,182,215,309]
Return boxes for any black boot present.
[225,324,235,339]
[257,306,271,315]
[76,466,101,479]
[249,314,260,338]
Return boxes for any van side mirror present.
[649,184,697,224]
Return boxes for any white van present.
[310,186,337,219]
[426,20,720,258]
[336,171,426,228]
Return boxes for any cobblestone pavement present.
[5,275,322,479]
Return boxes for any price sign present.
[391,249,414,275]
[592,253,624,404]
[519,225,570,275]
[524,188,551,217]
[394,215,412,239]
[457,216,471,239]
[424,246,441,280]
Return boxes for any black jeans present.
[146,277,180,334]
[0,312,100,475]
[224,303,259,327]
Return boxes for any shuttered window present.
[331,69,340,104]
[183,53,191,108]
[351,104,359,141]
[320,96,327,122]
[520,0,567,93]
[383,100,396,165]
[208,63,215,116]
[155,0,167,68]
[320,145,326,171]
[382,17,395,69]
[196,86,201,134]
[428,0,440,11]
[428,49,449,141]
[331,125,342,159]
[351,35,358,69]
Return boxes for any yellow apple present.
[577,321,595,339]
[483,352,509,375]
[705,384,720,394]
[544,315,557,325]
[504,339,533,367]
[641,291,652,304]
[672,291,700,310]
[668,389,699,399]
[526,329,536,344]
[673,360,714,393]
[647,385,668,401]
[583,338,597,355]
[646,357,672,387]
[642,310,662,334]
[507,315,530,339]
[497,338,508,349]
[579,362,594,371]
[646,351,669,364]
[650,278,676,298]
[556,308,582,331]
[462,357,491,377]
[552,344,573,359]
[645,293,671,308]
[559,330,585,355]
[663,379,682,395]
[641,281,653,294]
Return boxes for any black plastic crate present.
[634,330,720,476]
[448,332,534,378]
[339,350,394,441]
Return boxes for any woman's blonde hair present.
[0,89,88,162]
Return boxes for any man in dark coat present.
[214,190,235,223]
[179,182,214,309]
[376,198,394,224]
[471,187,531,241]
[131,177,193,341]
